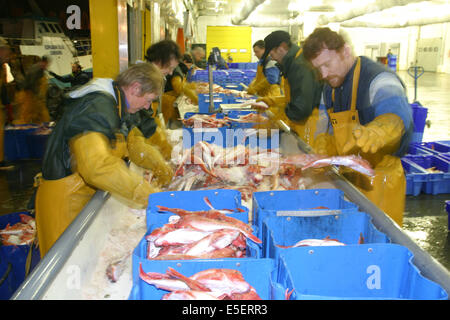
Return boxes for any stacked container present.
[402,141,450,195]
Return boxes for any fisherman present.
[302,27,413,226]
[191,46,207,69]
[14,56,51,125]
[251,30,323,146]
[246,40,282,97]
[35,63,172,257]
[143,40,184,157]
[49,61,91,89]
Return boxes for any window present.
[47,23,57,33]
[39,22,50,33]
[53,24,63,33]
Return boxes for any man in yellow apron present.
[251,31,323,146]
[303,27,414,226]
[14,56,51,125]
[246,40,281,97]
[144,40,185,158]
[36,63,173,257]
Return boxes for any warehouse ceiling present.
[193,0,450,28]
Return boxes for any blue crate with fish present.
[227,110,269,129]
[198,93,227,113]
[252,189,360,239]
[141,189,262,260]
[0,212,40,300]
[262,211,390,260]
[129,256,286,300]
[276,244,448,300]
[403,155,450,195]
[401,158,429,196]
[146,189,249,228]
[182,112,230,148]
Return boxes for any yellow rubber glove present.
[342,113,405,154]
[183,83,199,105]
[146,123,173,161]
[313,133,337,156]
[247,76,270,96]
[127,127,174,186]
[257,96,286,109]
[70,131,160,207]
[267,84,282,97]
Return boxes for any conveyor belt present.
[11,121,450,299]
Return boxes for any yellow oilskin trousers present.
[322,57,406,226]
[247,64,281,97]
[35,131,159,257]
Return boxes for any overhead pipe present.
[244,15,304,27]
[341,12,450,28]
[317,0,432,26]
[231,0,267,25]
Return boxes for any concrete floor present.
[0,71,449,274]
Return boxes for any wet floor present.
[0,71,449,274]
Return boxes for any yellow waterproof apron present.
[328,57,406,226]
[285,48,320,147]
[35,89,128,257]
[248,64,281,97]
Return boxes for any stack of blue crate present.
[402,141,450,195]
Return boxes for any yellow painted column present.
[89,0,120,78]
[142,7,151,58]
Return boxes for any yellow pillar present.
[142,7,151,59]
[89,0,120,78]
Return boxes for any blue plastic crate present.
[416,141,450,155]
[198,94,226,113]
[403,155,450,195]
[26,132,50,159]
[410,102,428,133]
[252,189,360,239]
[263,212,390,260]
[4,126,38,161]
[277,244,448,300]
[401,158,429,196]
[129,257,284,300]
[407,143,433,155]
[438,153,450,161]
[227,111,266,129]
[0,212,40,300]
[147,189,249,229]
[182,126,277,149]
